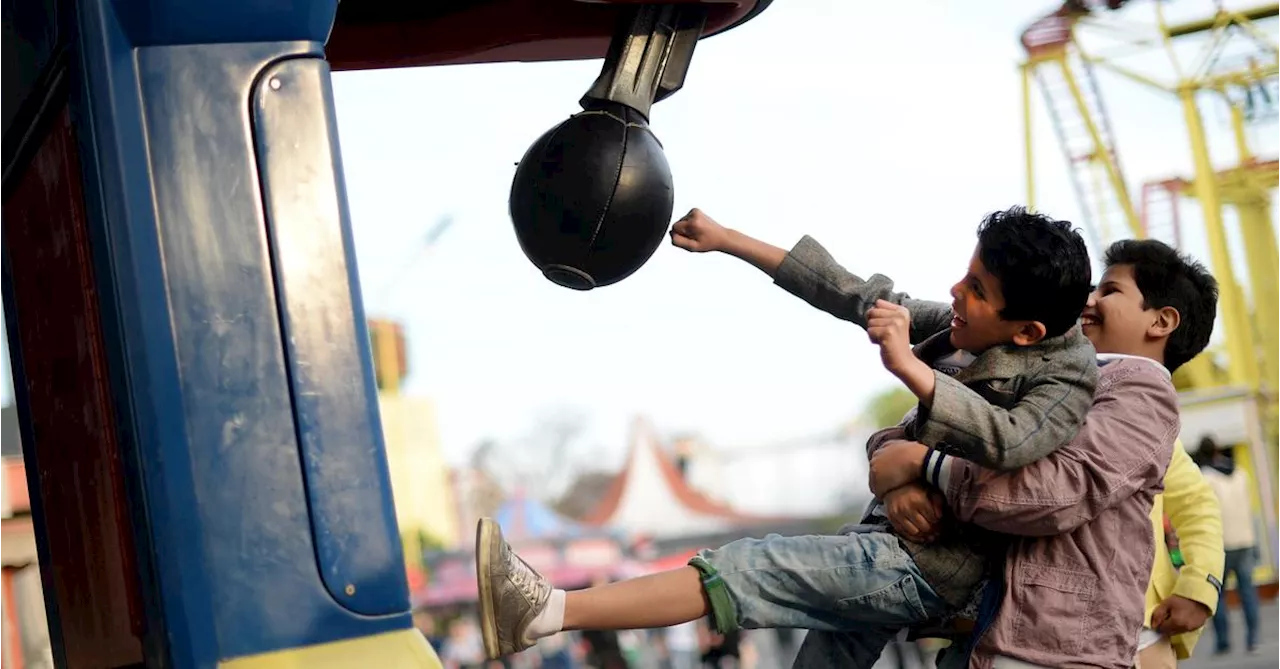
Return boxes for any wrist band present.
[931,452,946,487]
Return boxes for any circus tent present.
[583,418,782,541]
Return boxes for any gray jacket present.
[775,235,1099,605]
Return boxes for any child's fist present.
[869,440,929,497]
[883,483,943,543]
[866,300,915,375]
[669,209,729,253]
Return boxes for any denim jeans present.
[792,569,1000,669]
[1212,546,1260,651]
[691,528,949,668]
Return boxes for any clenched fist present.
[866,300,916,376]
[1150,595,1212,636]
[869,440,929,497]
[884,483,944,543]
[669,209,730,253]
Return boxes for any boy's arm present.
[1158,444,1225,616]
[768,234,953,341]
[913,337,1098,470]
[933,364,1180,535]
[672,211,949,338]
[866,422,912,462]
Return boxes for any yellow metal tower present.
[1020,0,1279,580]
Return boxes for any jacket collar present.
[913,324,1091,385]
[1096,353,1171,380]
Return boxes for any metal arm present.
[581,3,708,119]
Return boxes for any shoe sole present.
[476,518,501,659]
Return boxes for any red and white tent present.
[583,418,780,540]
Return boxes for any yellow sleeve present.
[1163,443,1226,611]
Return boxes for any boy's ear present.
[1012,321,1048,346]
[1148,305,1180,339]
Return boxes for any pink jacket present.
[940,357,1180,669]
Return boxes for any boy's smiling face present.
[1081,263,1178,359]
[947,247,1046,354]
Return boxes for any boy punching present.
[473,206,1095,665]
[852,239,1221,668]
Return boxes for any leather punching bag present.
[509,102,672,290]
[508,4,705,290]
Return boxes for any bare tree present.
[552,470,616,521]
[471,407,594,502]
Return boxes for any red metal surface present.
[1020,1,1134,57]
[328,0,762,70]
[2,107,144,667]
[1020,3,1085,57]
[1139,180,1179,247]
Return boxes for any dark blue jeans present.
[1212,547,1260,651]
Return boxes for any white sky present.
[2,0,1276,488]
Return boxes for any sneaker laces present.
[503,542,550,605]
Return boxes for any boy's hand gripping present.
[1150,595,1212,636]
[669,209,730,253]
[866,300,916,375]
[883,483,943,544]
[869,440,930,497]
[867,300,936,404]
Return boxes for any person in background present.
[442,617,489,669]
[1198,436,1261,655]
[700,626,741,669]
[1136,440,1224,669]
[581,629,629,669]
[537,632,576,669]
[665,620,701,669]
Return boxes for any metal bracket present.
[580,3,709,120]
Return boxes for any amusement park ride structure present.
[1020,0,1278,576]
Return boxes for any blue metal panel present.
[250,56,408,616]
[133,40,407,657]
[69,0,412,664]
[109,0,337,46]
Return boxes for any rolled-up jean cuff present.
[689,554,739,634]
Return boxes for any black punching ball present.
[507,3,706,290]
[509,101,673,291]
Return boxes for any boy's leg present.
[476,518,708,657]
[475,518,947,658]
[690,529,945,632]
[790,627,902,669]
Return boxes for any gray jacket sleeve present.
[914,337,1099,471]
[774,235,953,343]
